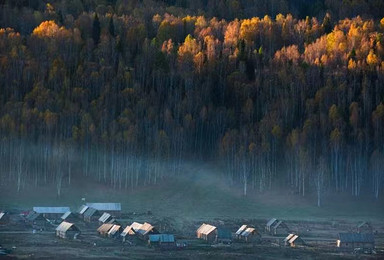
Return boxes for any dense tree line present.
[0,1,384,204]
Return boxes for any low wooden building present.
[337,233,375,251]
[61,211,78,222]
[83,207,101,222]
[266,218,289,235]
[216,228,232,244]
[97,223,114,236]
[236,225,261,243]
[196,223,217,243]
[26,212,48,228]
[148,234,175,248]
[0,212,10,225]
[135,222,159,240]
[56,221,81,239]
[33,207,70,220]
[121,225,136,242]
[108,224,123,238]
[357,222,373,233]
[284,234,305,247]
[86,203,121,217]
[98,212,113,225]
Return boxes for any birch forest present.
[0,0,384,206]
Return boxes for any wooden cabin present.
[337,233,375,251]
[121,225,136,242]
[97,223,114,236]
[26,212,48,228]
[266,218,289,235]
[135,222,159,240]
[236,225,261,243]
[284,234,305,247]
[83,207,101,222]
[33,207,70,220]
[148,234,175,249]
[196,223,217,243]
[56,221,81,239]
[61,211,78,223]
[108,224,123,238]
[98,212,113,225]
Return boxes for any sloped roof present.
[131,222,143,231]
[357,222,372,228]
[99,212,112,223]
[197,223,217,235]
[273,220,287,229]
[121,225,135,237]
[236,225,248,235]
[97,223,114,233]
[108,225,122,236]
[149,234,175,243]
[339,233,374,243]
[0,212,6,219]
[284,234,295,242]
[61,211,74,220]
[266,218,278,227]
[83,207,99,218]
[86,203,121,211]
[78,205,89,214]
[241,227,256,237]
[33,207,70,214]
[136,222,155,236]
[26,212,46,221]
[56,221,79,232]
[288,235,299,244]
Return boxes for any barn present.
[337,233,375,251]
[86,203,121,217]
[284,234,305,247]
[97,223,114,236]
[83,207,101,222]
[33,207,70,220]
[196,223,217,243]
[56,221,81,239]
[0,212,10,225]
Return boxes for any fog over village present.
[0,0,384,259]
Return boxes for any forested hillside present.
[0,0,384,205]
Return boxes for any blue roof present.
[149,234,175,243]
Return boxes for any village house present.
[33,207,70,220]
[196,223,217,243]
[0,212,10,225]
[56,221,81,239]
[97,223,114,237]
[86,203,121,217]
[284,234,305,247]
[108,224,123,239]
[148,234,175,249]
[265,218,289,235]
[61,211,78,223]
[357,222,373,233]
[83,207,101,222]
[337,233,375,251]
[26,211,48,228]
[236,225,261,243]
[98,212,113,224]
[121,225,136,242]
[135,222,159,240]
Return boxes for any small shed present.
[196,223,217,243]
[61,211,78,222]
[238,226,261,243]
[135,222,159,240]
[97,223,114,236]
[108,224,123,238]
[121,225,136,242]
[266,218,289,235]
[83,207,101,222]
[216,228,232,244]
[357,222,373,233]
[0,212,10,225]
[337,233,375,251]
[78,205,89,218]
[56,221,81,239]
[284,234,305,247]
[148,234,175,248]
[98,212,113,224]
[86,203,121,217]
[26,212,48,227]
[33,207,70,220]
[235,225,248,239]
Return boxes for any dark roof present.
[26,212,46,222]
[83,207,99,218]
[217,229,232,239]
[61,211,76,220]
[149,234,175,243]
[339,233,374,243]
[266,218,278,227]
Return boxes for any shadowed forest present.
[0,0,384,207]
